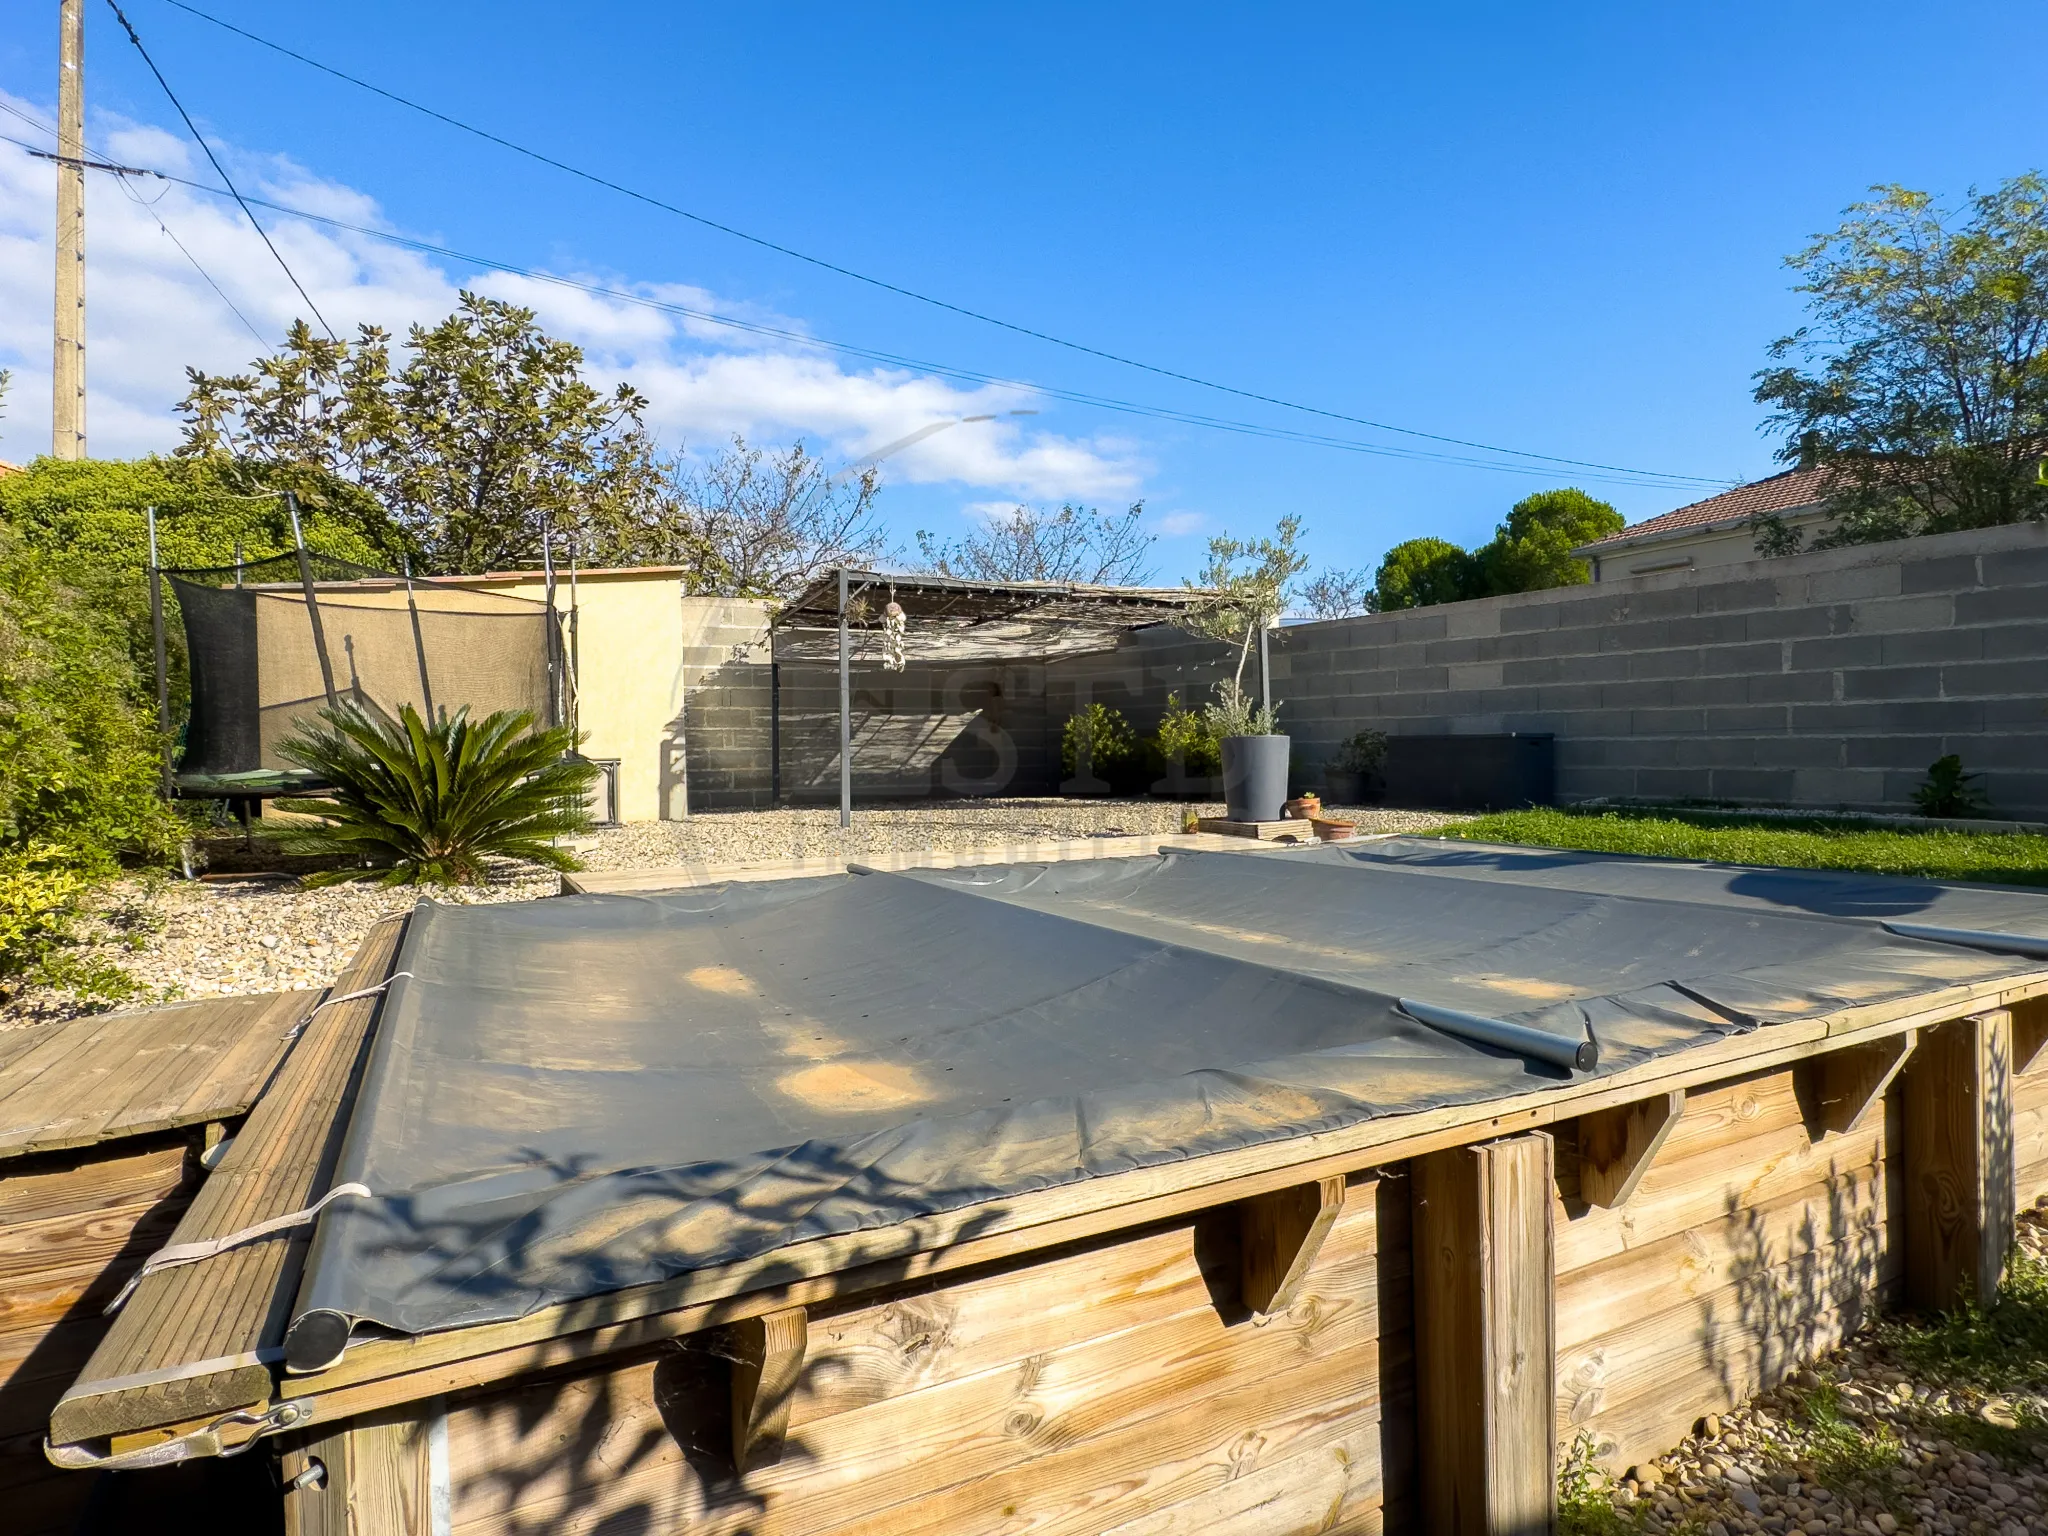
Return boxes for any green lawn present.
[1437,807,2048,887]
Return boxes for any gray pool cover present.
[286,838,2048,1364]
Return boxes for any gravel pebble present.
[1568,1207,2048,1536]
[1,799,1462,1026]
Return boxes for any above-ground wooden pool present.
[26,838,2048,1535]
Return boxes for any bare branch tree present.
[914,502,1155,584]
[651,437,893,597]
[1295,567,1372,620]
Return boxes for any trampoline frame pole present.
[542,520,562,730]
[839,566,852,828]
[147,507,172,799]
[403,555,436,724]
[286,491,341,708]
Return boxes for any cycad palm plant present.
[277,702,597,886]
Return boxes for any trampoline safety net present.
[167,551,563,778]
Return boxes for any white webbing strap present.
[106,1182,373,1315]
[284,971,413,1038]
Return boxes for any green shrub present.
[1912,753,1992,818]
[0,533,180,867]
[277,702,597,886]
[1153,691,1219,775]
[0,848,88,983]
[1060,702,1136,778]
[0,456,397,727]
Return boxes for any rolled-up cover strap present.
[1881,921,2048,960]
[284,972,413,1038]
[1398,996,1597,1072]
[106,1183,372,1315]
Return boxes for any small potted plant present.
[1205,682,1288,823]
[1322,729,1388,807]
[1177,517,1308,823]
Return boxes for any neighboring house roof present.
[1574,466,1839,557]
[0,459,23,478]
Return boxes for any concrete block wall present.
[671,522,2047,818]
[1268,519,2048,818]
[685,654,1067,809]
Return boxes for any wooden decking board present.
[0,990,312,1160]
[49,917,408,1446]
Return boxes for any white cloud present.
[1152,510,1208,537]
[0,92,1144,502]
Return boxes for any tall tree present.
[914,502,1154,584]
[179,293,672,574]
[1472,487,1621,594]
[1371,536,1474,611]
[1753,174,2048,552]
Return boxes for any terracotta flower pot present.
[1311,816,1357,842]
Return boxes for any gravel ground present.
[2,798,1458,1026]
[1573,1206,2048,1536]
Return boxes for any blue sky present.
[0,2,2039,582]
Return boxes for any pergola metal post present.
[770,655,782,805]
[1258,620,1271,717]
[838,566,852,827]
[286,491,341,708]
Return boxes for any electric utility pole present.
[53,0,86,459]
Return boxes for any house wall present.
[1584,505,1830,581]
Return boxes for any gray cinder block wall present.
[1270,519,2048,819]
[675,521,2047,818]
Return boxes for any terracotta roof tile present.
[1581,466,1839,552]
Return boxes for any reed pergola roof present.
[772,568,1218,664]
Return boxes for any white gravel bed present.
[1577,1206,2048,1536]
[3,799,1462,1025]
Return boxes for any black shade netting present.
[165,552,563,777]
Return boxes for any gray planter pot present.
[1221,734,1290,822]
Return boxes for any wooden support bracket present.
[1239,1174,1347,1315]
[1796,1030,1918,1138]
[730,1304,808,1473]
[1575,1090,1684,1208]
[2014,996,2048,1077]
[1901,1010,2015,1313]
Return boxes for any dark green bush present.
[1912,753,1992,818]
[1060,703,1137,779]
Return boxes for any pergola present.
[772,568,1221,824]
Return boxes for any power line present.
[1,132,1726,492]
[103,0,336,338]
[158,0,1726,489]
[1,100,265,344]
